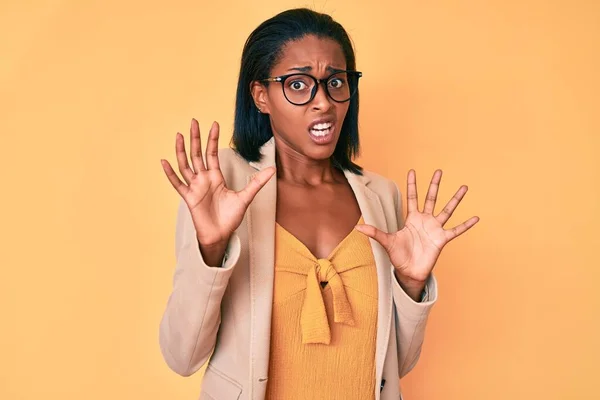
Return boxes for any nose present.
[310,81,334,112]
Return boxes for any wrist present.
[393,269,427,302]
[197,237,230,267]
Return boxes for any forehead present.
[274,35,347,73]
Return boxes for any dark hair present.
[230,8,363,174]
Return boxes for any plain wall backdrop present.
[1,0,599,399]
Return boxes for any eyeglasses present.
[261,70,362,106]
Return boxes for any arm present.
[357,170,478,378]
[392,270,437,377]
[158,198,241,376]
[392,182,438,377]
[158,119,275,376]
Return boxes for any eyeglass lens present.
[282,72,358,105]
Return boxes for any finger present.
[445,216,480,242]
[175,133,195,184]
[436,185,468,225]
[354,224,394,251]
[189,118,206,173]
[423,169,442,214]
[406,169,419,213]
[205,121,221,170]
[237,166,276,206]
[161,159,189,197]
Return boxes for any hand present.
[161,119,276,247]
[355,169,479,293]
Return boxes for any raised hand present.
[355,169,479,299]
[161,119,276,250]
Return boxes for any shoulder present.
[356,168,403,229]
[217,147,247,168]
[361,169,401,198]
[217,147,255,190]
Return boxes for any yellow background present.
[1,0,599,399]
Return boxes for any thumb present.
[237,166,276,205]
[355,224,393,250]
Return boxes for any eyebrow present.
[286,66,344,73]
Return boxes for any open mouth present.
[309,122,333,137]
[308,121,335,144]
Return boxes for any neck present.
[273,137,342,186]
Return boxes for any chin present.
[303,137,339,161]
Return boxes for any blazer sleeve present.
[159,198,241,377]
[391,182,438,378]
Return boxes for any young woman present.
[159,8,479,400]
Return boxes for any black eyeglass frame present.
[260,70,363,106]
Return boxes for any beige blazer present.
[159,137,438,400]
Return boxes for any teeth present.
[310,128,331,137]
[311,122,332,130]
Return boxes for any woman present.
[159,8,478,400]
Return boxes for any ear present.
[250,81,271,114]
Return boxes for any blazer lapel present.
[344,170,393,400]
[247,138,277,400]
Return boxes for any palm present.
[183,171,239,244]
[386,211,447,282]
[356,169,479,283]
[161,119,275,246]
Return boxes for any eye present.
[289,80,308,91]
[328,78,345,89]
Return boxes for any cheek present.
[336,103,350,124]
[269,98,305,135]
[274,101,301,123]
[269,88,296,116]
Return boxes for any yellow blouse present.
[265,216,379,400]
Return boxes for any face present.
[251,35,351,162]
